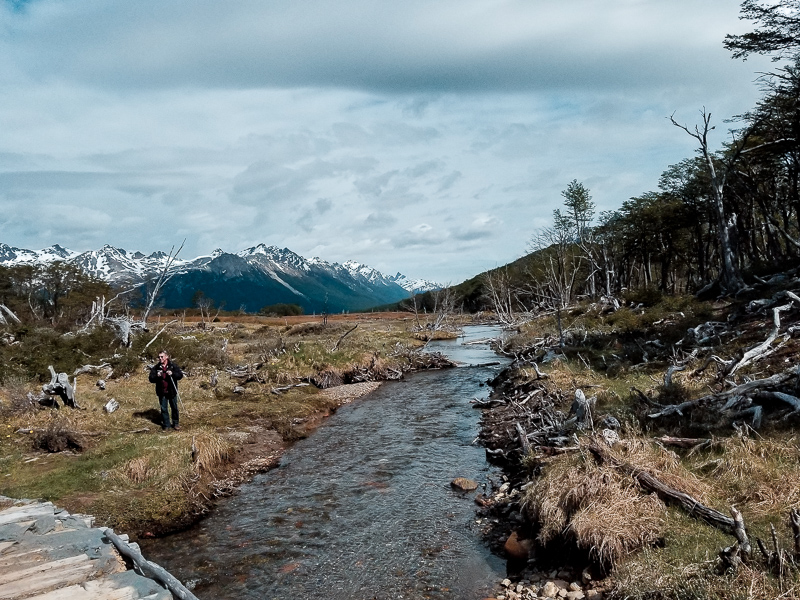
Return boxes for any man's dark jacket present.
[148,361,184,398]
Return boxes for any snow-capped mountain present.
[0,242,440,312]
[387,272,441,294]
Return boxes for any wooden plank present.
[0,553,90,585]
[0,504,54,527]
[24,582,140,600]
[26,571,173,600]
[0,557,94,598]
[0,549,43,564]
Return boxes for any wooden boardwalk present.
[0,499,187,600]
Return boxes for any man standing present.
[149,350,184,431]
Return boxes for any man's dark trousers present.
[160,395,179,429]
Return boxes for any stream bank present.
[473,361,613,600]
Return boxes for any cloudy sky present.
[0,0,774,283]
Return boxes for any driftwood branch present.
[142,319,178,353]
[664,365,686,388]
[102,528,199,600]
[72,363,111,376]
[648,366,800,419]
[730,506,751,554]
[725,303,792,376]
[655,436,712,450]
[331,324,358,351]
[516,422,531,456]
[0,303,21,325]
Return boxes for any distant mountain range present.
[0,243,441,313]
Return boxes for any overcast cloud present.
[0,0,774,282]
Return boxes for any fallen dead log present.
[16,427,104,437]
[724,303,792,377]
[472,398,505,409]
[102,528,199,600]
[753,390,800,412]
[588,443,736,534]
[462,337,495,346]
[72,363,111,376]
[0,303,21,325]
[271,382,311,394]
[655,436,712,449]
[648,366,800,420]
[457,361,502,368]
[535,445,581,456]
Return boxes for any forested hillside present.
[454,1,800,315]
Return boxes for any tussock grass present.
[118,456,150,485]
[524,438,712,567]
[525,450,665,567]
[190,429,231,475]
[615,523,788,600]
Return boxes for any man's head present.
[158,351,170,365]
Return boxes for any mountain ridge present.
[0,242,441,313]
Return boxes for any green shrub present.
[259,303,304,316]
[623,286,664,307]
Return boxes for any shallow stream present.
[142,325,510,599]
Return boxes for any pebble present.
[542,582,558,598]
[452,477,479,491]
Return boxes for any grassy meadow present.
[0,312,448,535]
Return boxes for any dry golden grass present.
[120,457,150,484]
[524,448,666,567]
[189,429,231,475]
[690,434,800,520]
[523,437,720,567]
[0,315,424,535]
[615,540,795,600]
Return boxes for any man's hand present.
[166,370,172,376]
[157,370,164,376]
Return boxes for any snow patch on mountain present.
[388,272,441,294]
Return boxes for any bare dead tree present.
[74,242,185,347]
[141,240,185,323]
[429,286,457,332]
[670,110,748,295]
[196,295,214,328]
[483,268,518,325]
